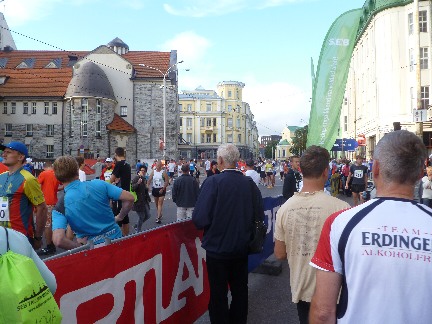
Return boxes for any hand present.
[138,178,143,184]
[345,184,348,189]
[115,214,122,222]
[77,237,88,246]
[159,188,165,194]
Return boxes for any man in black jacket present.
[283,155,303,200]
[172,163,199,221]
[192,144,264,324]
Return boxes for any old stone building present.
[0,31,180,164]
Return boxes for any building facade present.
[0,24,180,164]
[275,126,299,160]
[340,0,432,158]
[178,81,259,159]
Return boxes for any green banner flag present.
[307,9,363,150]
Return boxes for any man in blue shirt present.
[51,156,134,250]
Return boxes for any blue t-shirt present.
[52,179,122,244]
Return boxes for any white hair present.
[217,144,240,166]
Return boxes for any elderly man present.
[274,146,349,324]
[192,144,264,324]
[51,156,134,250]
[310,130,431,323]
[0,142,47,250]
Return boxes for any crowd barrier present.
[45,196,285,323]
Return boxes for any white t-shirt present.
[205,160,211,171]
[152,170,164,188]
[79,169,86,182]
[168,162,176,173]
[245,169,260,185]
[311,198,432,323]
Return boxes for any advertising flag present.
[307,9,362,150]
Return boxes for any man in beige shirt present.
[274,145,350,324]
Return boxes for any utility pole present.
[414,0,423,139]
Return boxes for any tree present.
[290,125,308,156]
[264,140,278,159]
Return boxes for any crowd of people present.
[1,130,432,323]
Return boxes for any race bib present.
[154,178,162,187]
[354,169,364,179]
[0,196,10,222]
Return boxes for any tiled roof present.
[106,113,136,133]
[0,49,171,98]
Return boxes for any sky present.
[1,0,366,137]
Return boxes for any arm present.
[147,172,153,190]
[114,190,135,222]
[274,239,287,260]
[172,180,177,203]
[53,228,82,250]
[345,172,352,189]
[282,173,296,199]
[33,202,47,249]
[310,270,342,324]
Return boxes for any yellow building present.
[178,81,259,159]
[275,126,299,160]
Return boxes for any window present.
[227,118,233,127]
[419,10,427,32]
[236,118,241,128]
[228,105,232,112]
[227,134,233,143]
[178,104,182,111]
[11,102,15,114]
[186,133,192,143]
[5,123,12,136]
[96,99,101,114]
[44,102,49,115]
[96,99,101,137]
[46,145,54,158]
[81,98,88,137]
[206,118,212,127]
[23,102,28,114]
[52,102,58,115]
[32,102,36,114]
[186,118,192,127]
[409,48,414,72]
[421,47,429,69]
[120,106,127,117]
[408,13,414,35]
[46,124,54,136]
[187,104,192,112]
[206,103,211,112]
[206,134,211,143]
[344,116,348,132]
[26,124,33,136]
[96,120,101,137]
[213,118,217,126]
[421,86,429,109]
[238,134,241,143]
[213,134,217,142]
[3,102,7,114]
[228,90,232,97]
[200,118,205,127]
[180,118,183,127]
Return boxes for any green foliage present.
[264,140,278,159]
[290,125,308,156]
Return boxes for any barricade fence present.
[45,196,285,323]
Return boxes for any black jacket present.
[283,168,302,200]
[172,174,199,208]
[192,170,264,259]
[131,175,151,212]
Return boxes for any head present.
[43,161,53,170]
[211,160,218,170]
[138,165,147,176]
[53,156,79,183]
[0,141,28,167]
[114,147,125,160]
[217,144,240,169]
[355,155,363,165]
[245,159,255,170]
[155,160,162,170]
[181,163,190,173]
[75,156,85,168]
[427,166,432,177]
[105,157,113,167]
[290,155,300,171]
[373,130,426,186]
[300,146,330,179]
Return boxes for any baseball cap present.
[105,157,113,162]
[246,159,255,167]
[0,142,29,158]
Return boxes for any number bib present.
[0,196,10,222]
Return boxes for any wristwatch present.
[34,236,43,241]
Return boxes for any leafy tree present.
[290,125,308,156]
[264,140,278,159]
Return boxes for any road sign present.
[413,109,428,122]
[331,138,358,151]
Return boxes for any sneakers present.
[155,217,162,224]
[38,244,56,256]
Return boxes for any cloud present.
[2,0,62,26]
[163,0,303,17]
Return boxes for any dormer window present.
[0,76,9,85]
[0,58,8,68]
[45,58,62,68]
[16,58,35,68]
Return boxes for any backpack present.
[0,228,62,323]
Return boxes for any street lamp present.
[138,60,184,159]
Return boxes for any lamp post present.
[138,60,184,159]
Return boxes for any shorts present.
[266,172,273,177]
[260,171,266,179]
[351,184,366,193]
[168,172,174,178]
[152,187,166,197]
[116,214,129,225]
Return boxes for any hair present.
[181,163,190,173]
[43,161,53,169]
[210,160,218,167]
[300,146,330,178]
[290,155,300,161]
[373,130,426,185]
[217,144,239,167]
[115,147,125,157]
[75,156,84,167]
[139,165,147,172]
[53,156,79,183]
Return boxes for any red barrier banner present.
[45,221,209,323]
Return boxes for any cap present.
[26,158,32,163]
[246,159,255,167]
[105,157,113,162]
[0,142,29,158]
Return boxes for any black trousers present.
[296,300,310,324]
[206,253,248,324]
